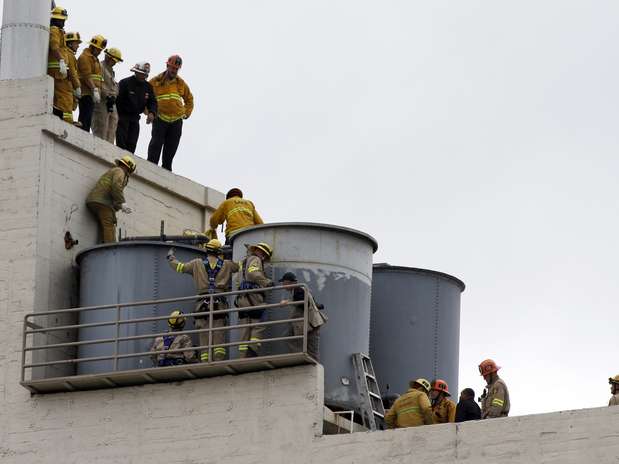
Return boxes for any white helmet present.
[130,61,150,76]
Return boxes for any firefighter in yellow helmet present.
[150,310,196,366]
[77,35,107,132]
[235,242,274,358]
[207,188,264,243]
[147,55,194,171]
[430,379,457,423]
[166,240,239,362]
[92,47,122,143]
[64,32,82,124]
[48,7,74,123]
[85,155,136,243]
[609,375,619,406]
[479,359,510,418]
[384,378,434,428]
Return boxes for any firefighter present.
[430,379,457,424]
[278,272,327,361]
[479,358,510,419]
[150,311,196,366]
[92,47,122,143]
[455,388,481,422]
[64,32,82,124]
[85,155,136,243]
[235,242,274,358]
[609,375,619,406]
[147,55,194,171]
[48,7,73,123]
[167,240,239,362]
[207,188,263,243]
[384,378,434,428]
[78,35,107,132]
[116,62,157,153]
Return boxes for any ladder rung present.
[373,411,385,418]
[368,392,381,400]
[365,373,376,381]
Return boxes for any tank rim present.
[228,222,378,253]
[76,240,208,265]
[373,263,465,292]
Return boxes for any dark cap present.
[278,272,297,283]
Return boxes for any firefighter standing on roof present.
[430,379,457,423]
[208,188,264,243]
[150,311,196,366]
[235,242,274,358]
[78,34,107,132]
[384,378,434,428]
[64,32,82,123]
[47,7,74,123]
[609,375,619,406]
[92,47,122,143]
[85,155,136,243]
[167,240,239,362]
[479,358,510,418]
[147,55,194,171]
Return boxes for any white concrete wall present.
[1,77,618,464]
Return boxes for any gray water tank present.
[370,264,465,399]
[76,242,208,374]
[230,223,377,410]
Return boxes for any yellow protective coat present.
[209,196,264,238]
[432,396,457,423]
[66,49,80,110]
[47,26,73,121]
[78,47,103,96]
[86,166,128,211]
[384,388,434,428]
[149,73,194,122]
[481,377,510,418]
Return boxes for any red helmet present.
[479,359,500,376]
[166,55,183,70]
[431,379,450,396]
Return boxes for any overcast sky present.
[5,0,619,416]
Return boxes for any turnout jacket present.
[609,394,619,406]
[77,47,103,96]
[209,196,264,238]
[432,396,457,424]
[149,73,193,122]
[150,333,196,364]
[86,166,128,211]
[384,388,434,428]
[481,377,510,418]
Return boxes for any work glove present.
[120,204,132,214]
[106,95,116,112]
[73,87,82,99]
[58,59,68,78]
[146,112,155,124]
[166,248,175,261]
[93,88,101,104]
[205,228,217,240]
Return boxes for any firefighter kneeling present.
[150,311,196,367]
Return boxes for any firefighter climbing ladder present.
[352,352,385,431]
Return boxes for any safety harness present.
[157,335,186,367]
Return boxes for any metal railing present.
[21,284,311,385]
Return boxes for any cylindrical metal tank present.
[76,241,208,374]
[230,223,377,410]
[370,264,465,399]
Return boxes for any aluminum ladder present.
[352,352,385,431]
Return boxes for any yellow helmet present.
[251,242,273,258]
[65,31,81,43]
[411,378,431,393]
[116,155,136,173]
[51,6,68,20]
[609,375,619,385]
[89,35,107,50]
[168,310,186,329]
[205,239,223,253]
[105,47,123,62]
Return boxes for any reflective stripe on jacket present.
[47,27,68,80]
[209,196,264,238]
[86,166,128,211]
[384,388,434,428]
[149,72,193,122]
[481,377,510,418]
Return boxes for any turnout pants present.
[87,202,116,243]
[195,318,227,362]
[79,95,95,132]
[236,292,266,358]
[147,118,183,171]
[289,308,321,361]
[116,115,140,153]
[53,77,74,123]
[92,103,118,143]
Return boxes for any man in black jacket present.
[455,388,482,422]
[115,62,157,153]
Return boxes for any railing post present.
[21,316,28,382]
[114,304,120,371]
[303,285,309,355]
[208,295,214,363]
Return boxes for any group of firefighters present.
[48,6,193,171]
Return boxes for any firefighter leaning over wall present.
[167,240,239,362]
